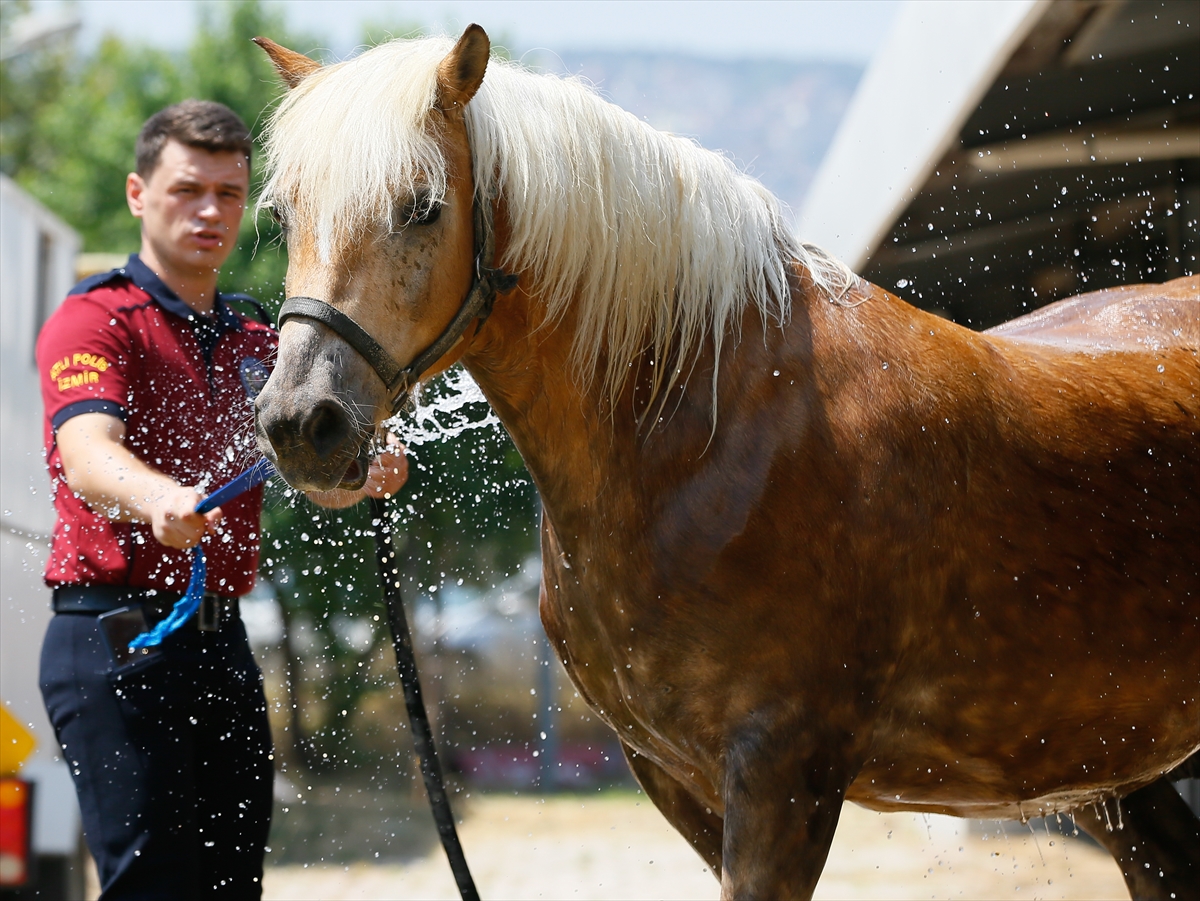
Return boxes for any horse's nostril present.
[263,418,289,451]
[302,400,352,460]
[257,403,295,451]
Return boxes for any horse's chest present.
[538,562,642,714]
[538,543,721,783]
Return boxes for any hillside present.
[527,49,863,225]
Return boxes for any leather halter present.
[277,195,517,413]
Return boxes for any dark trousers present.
[39,610,273,900]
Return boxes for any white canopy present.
[799,0,1045,269]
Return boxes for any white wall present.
[1,175,78,537]
[0,174,82,853]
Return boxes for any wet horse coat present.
[251,28,1200,899]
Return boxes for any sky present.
[31,0,901,63]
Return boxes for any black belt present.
[53,585,239,631]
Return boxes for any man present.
[35,100,406,899]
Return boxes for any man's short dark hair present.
[136,100,253,178]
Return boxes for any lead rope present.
[371,495,479,901]
[125,460,480,900]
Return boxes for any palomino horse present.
[251,27,1199,899]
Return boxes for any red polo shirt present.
[36,255,277,597]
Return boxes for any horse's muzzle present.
[255,393,371,492]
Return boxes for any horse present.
[250,27,1200,899]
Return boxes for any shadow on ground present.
[266,773,455,865]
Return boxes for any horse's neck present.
[464,287,616,515]
[461,271,821,541]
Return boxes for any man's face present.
[126,139,250,278]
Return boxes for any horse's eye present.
[267,203,288,231]
[413,202,442,225]
[398,195,442,228]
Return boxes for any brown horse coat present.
[252,29,1199,899]
[482,270,1199,895]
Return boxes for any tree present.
[3,0,308,299]
[1,0,73,177]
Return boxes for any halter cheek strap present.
[277,196,517,413]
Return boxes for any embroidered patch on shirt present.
[49,352,112,390]
[239,357,271,399]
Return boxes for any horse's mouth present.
[336,439,372,491]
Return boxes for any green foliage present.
[18,35,184,250]
[1,0,70,177]
[2,0,307,300]
[257,376,538,767]
[397,398,538,592]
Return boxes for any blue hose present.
[128,459,276,650]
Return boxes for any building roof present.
[799,0,1045,270]
[800,0,1199,327]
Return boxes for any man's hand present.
[148,484,223,550]
[364,438,408,499]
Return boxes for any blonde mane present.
[261,36,855,409]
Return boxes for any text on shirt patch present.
[50,352,111,390]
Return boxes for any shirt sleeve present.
[37,291,134,432]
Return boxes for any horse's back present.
[985,274,1198,351]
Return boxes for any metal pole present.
[536,631,558,790]
[370,498,479,901]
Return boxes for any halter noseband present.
[277,195,517,414]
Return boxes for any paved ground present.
[260,791,1128,900]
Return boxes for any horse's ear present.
[436,24,490,109]
[253,37,320,89]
